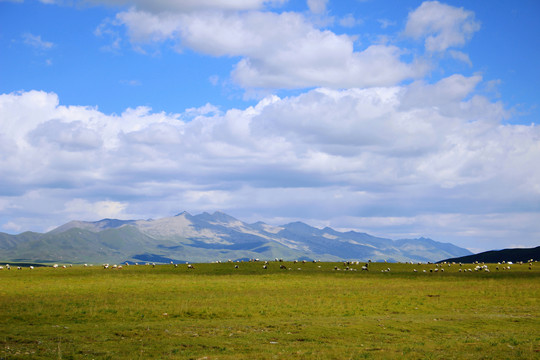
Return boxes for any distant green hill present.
[440,246,540,264]
[0,211,472,264]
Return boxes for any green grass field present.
[1,261,539,359]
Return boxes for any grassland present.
[0,261,538,359]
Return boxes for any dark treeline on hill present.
[440,246,540,264]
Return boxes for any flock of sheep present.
[0,258,535,272]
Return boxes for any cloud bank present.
[1,77,539,250]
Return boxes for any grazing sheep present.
[263,265,267,269]
[17,266,22,270]
[30,266,34,270]
[187,264,194,269]
[280,265,286,269]
[53,264,59,269]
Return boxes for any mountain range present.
[0,211,472,264]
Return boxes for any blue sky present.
[1,0,539,252]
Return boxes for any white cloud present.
[339,14,361,28]
[22,33,54,50]
[2,221,22,232]
[448,50,472,66]
[307,0,328,14]
[378,18,396,29]
[108,8,426,89]
[404,0,480,52]
[63,199,130,220]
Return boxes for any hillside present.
[440,246,540,264]
[0,211,472,264]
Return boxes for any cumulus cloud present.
[1,80,539,250]
[102,5,426,89]
[90,0,486,91]
[404,1,480,52]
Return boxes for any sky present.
[1,0,539,253]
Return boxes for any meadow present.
[0,261,538,359]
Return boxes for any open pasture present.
[1,261,539,359]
